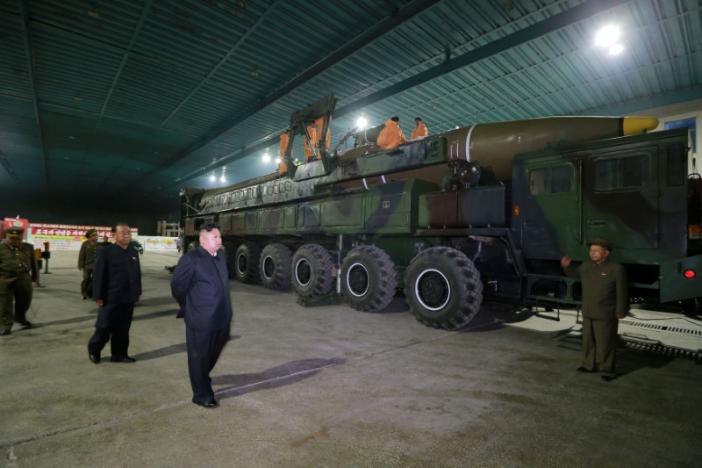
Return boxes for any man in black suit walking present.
[171,223,232,408]
[87,223,142,364]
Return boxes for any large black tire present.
[404,246,483,330]
[292,244,334,297]
[341,245,397,312]
[234,242,261,283]
[260,243,292,290]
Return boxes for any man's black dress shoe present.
[110,356,136,363]
[89,353,101,364]
[192,398,219,408]
[601,374,617,382]
[18,320,32,329]
[1,328,11,336]
[576,366,595,373]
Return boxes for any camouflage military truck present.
[180,96,702,330]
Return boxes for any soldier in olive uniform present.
[0,226,39,335]
[78,229,99,299]
[561,238,628,381]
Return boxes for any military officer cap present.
[587,237,613,251]
[5,226,24,235]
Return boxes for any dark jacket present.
[170,247,232,331]
[92,244,142,304]
[565,259,628,320]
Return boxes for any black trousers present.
[88,303,135,358]
[186,325,230,402]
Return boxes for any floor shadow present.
[132,309,181,321]
[553,330,678,378]
[212,357,346,400]
[129,335,241,361]
[33,314,97,327]
[136,296,178,307]
[457,306,505,333]
[381,296,410,314]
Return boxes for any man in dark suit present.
[87,223,142,364]
[171,223,232,409]
[561,238,628,381]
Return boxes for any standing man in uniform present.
[78,229,99,299]
[0,226,39,335]
[87,223,141,364]
[561,238,628,381]
[171,223,232,409]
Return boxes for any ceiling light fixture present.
[594,24,621,49]
[355,116,368,131]
[262,152,271,163]
[608,43,624,56]
[208,173,216,182]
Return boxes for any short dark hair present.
[112,222,130,232]
[199,223,220,233]
[414,117,422,122]
[390,116,399,122]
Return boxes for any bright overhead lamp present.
[262,152,271,163]
[355,116,368,131]
[608,43,625,56]
[208,173,216,182]
[219,175,226,183]
[275,157,281,164]
[595,24,621,49]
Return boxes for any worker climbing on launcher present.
[376,116,406,150]
[304,116,331,162]
[278,130,290,175]
[411,117,429,140]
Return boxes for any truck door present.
[521,159,582,259]
[582,147,658,251]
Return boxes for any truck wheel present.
[341,245,397,312]
[234,242,261,283]
[292,244,334,297]
[405,246,483,330]
[260,243,292,290]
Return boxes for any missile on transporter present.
[439,116,659,180]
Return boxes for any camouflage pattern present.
[181,105,701,326]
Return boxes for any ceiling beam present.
[99,0,153,118]
[141,0,442,183]
[333,0,628,120]
[170,0,629,185]
[18,0,49,188]
[159,0,283,128]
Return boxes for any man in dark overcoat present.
[171,223,232,408]
[87,223,142,363]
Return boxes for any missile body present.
[441,116,658,180]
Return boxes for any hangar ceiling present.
[1,0,700,209]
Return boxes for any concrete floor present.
[2,250,701,468]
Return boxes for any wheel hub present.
[415,268,451,311]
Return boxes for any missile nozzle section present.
[623,116,659,135]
